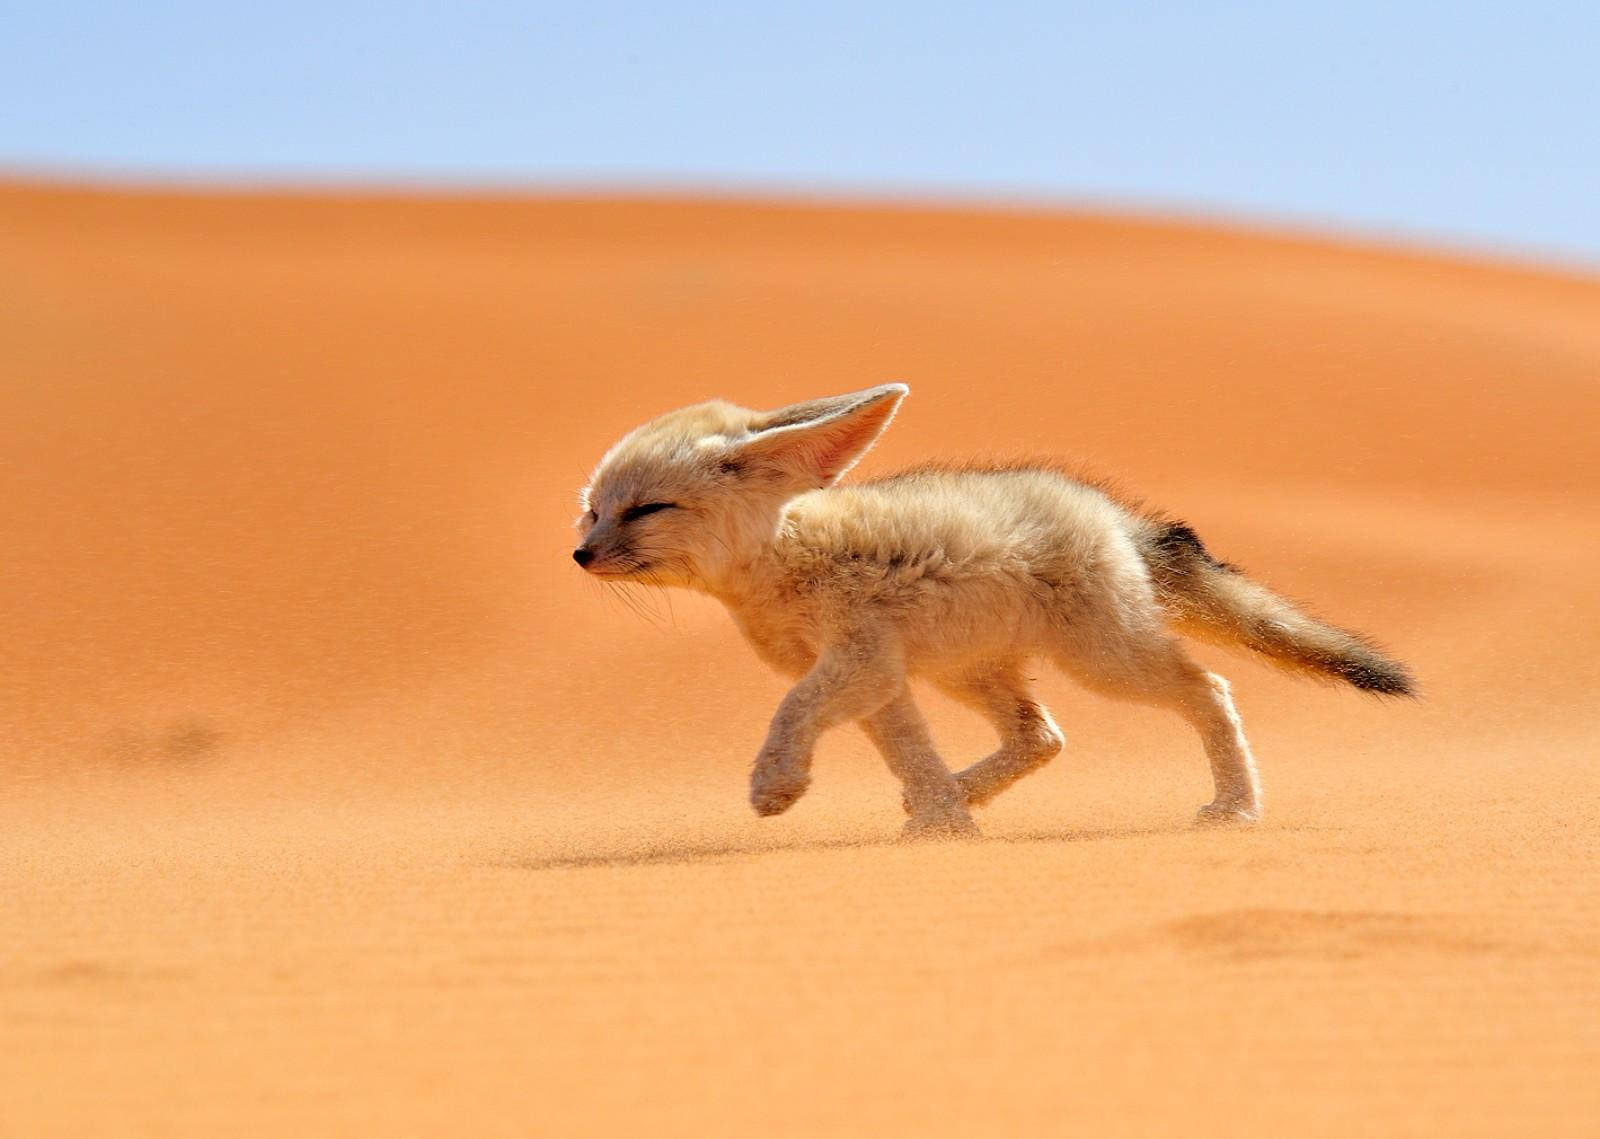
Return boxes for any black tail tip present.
[1343,660,1417,698]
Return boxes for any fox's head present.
[574,384,907,589]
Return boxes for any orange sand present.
[2,182,1597,1136]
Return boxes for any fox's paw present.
[901,810,981,842]
[750,765,810,817]
[1194,799,1261,827]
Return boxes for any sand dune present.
[2,182,1596,1136]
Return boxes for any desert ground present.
[2,182,1597,1136]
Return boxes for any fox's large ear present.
[738,384,908,487]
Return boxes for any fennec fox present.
[574,385,1412,838]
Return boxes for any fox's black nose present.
[573,547,595,568]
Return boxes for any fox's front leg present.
[860,691,978,840]
[750,632,902,817]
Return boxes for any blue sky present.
[4,2,1597,264]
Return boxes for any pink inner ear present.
[748,393,901,485]
[809,416,883,480]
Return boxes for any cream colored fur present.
[575,385,1409,837]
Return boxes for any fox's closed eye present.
[621,502,677,523]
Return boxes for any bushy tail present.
[1138,520,1415,696]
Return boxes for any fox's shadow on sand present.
[499,821,1187,872]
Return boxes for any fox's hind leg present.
[1056,634,1262,825]
[933,663,1065,808]
[861,691,979,840]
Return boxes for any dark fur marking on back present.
[1150,520,1242,574]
